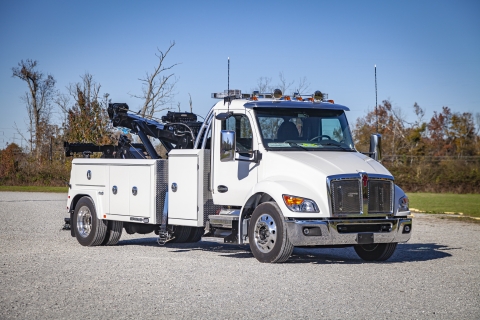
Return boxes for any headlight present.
[399,195,409,212]
[282,194,319,213]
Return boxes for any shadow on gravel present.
[117,238,454,264]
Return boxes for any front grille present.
[329,175,393,216]
[368,180,393,213]
[331,180,361,214]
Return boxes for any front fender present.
[247,179,329,218]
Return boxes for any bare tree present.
[276,72,294,95]
[295,76,310,95]
[131,42,179,118]
[256,76,272,93]
[54,93,71,134]
[12,59,56,159]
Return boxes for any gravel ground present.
[0,191,479,319]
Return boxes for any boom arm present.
[107,103,203,157]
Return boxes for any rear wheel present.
[354,243,398,261]
[248,202,294,263]
[169,226,192,243]
[72,197,107,246]
[187,227,205,243]
[102,221,123,245]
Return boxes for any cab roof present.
[216,99,349,111]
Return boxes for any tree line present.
[1,56,479,192]
[353,101,480,193]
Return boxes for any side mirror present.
[369,134,382,161]
[220,130,235,162]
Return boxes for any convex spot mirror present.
[220,130,235,162]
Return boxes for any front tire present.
[72,197,107,246]
[354,242,398,261]
[248,202,294,263]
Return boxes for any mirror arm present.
[235,150,262,163]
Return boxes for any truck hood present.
[258,151,392,217]
[263,151,391,178]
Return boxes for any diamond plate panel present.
[155,160,168,224]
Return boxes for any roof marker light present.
[314,91,324,101]
[273,89,283,99]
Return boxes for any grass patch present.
[0,185,68,193]
[408,193,480,218]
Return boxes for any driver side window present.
[223,114,253,152]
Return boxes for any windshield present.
[254,108,355,151]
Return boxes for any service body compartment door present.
[128,166,152,215]
[168,149,203,226]
[109,165,130,216]
[108,161,155,220]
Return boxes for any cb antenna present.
[225,57,231,113]
[375,64,378,132]
[228,57,230,96]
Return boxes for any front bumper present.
[285,217,412,246]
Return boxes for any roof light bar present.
[212,88,333,103]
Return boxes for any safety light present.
[282,195,319,213]
[313,91,324,101]
[273,89,283,99]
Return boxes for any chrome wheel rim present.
[76,205,92,238]
[253,213,277,253]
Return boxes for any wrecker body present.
[66,90,412,263]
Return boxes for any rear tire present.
[186,227,205,243]
[169,226,192,243]
[248,202,294,263]
[354,242,398,261]
[102,221,123,246]
[72,197,107,246]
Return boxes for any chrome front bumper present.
[285,217,412,246]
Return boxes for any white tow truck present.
[65,89,412,263]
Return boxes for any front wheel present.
[72,196,107,246]
[354,243,398,261]
[248,202,294,263]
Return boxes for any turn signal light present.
[283,195,303,205]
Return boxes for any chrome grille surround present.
[327,173,394,217]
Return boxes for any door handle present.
[217,185,228,193]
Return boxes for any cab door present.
[211,109,259,206]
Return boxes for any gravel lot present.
[0,191,479,319]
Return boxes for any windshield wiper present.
[321,142,353,151]
[285,141,309,151]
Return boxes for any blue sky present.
[1,0,479,147]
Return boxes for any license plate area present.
[357,233,374,244]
